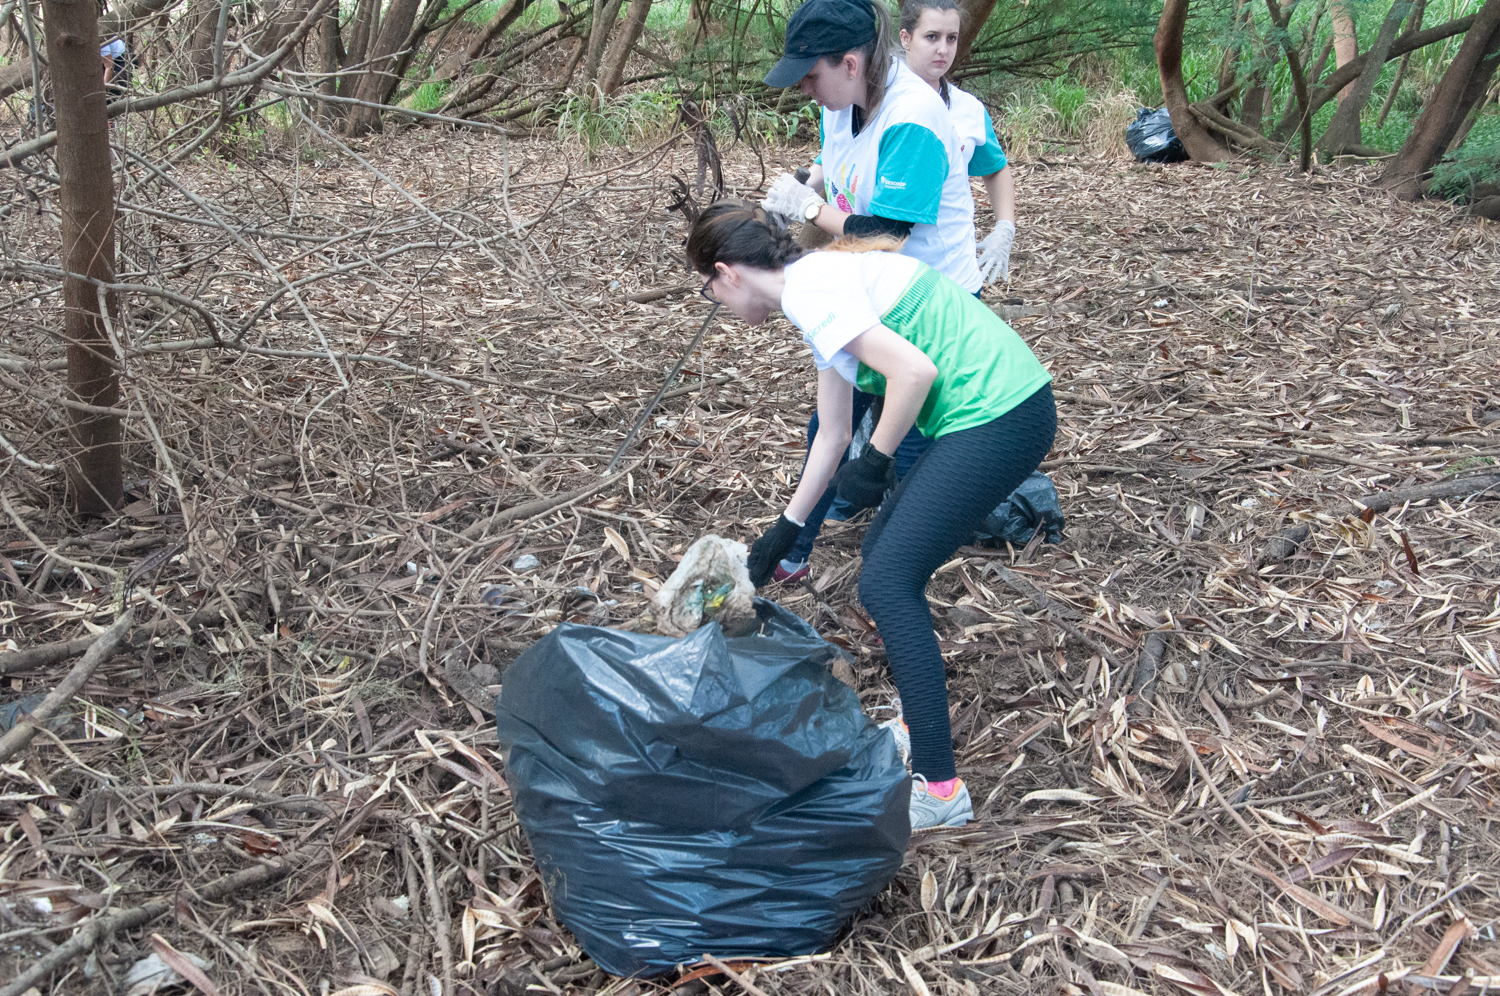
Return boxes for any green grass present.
[405,78,451,113]
[555,90,680,155]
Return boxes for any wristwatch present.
[802,198,822,222]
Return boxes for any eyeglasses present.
[699,274,720,304]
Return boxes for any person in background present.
[900,0,1016,283]
[100,34,131,96]
[687,202,1055,830]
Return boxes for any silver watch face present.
[805,201,821,221]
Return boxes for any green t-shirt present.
[855,264,1051,438]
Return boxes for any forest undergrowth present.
[1,131,1500,995]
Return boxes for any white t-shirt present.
[101,38,127,60]
[944,81,1008,177]
[817,58,981,292]
[781,251,923,384]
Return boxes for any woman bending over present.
[689,201,1056,831]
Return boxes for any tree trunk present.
[186,4,217,81]
[1331,2,1358,101]
[1239,16,1281,132]
[1377,0,1428,125]
[258,0,316,57]
[1318,0,1411,153]
[599,0,650,96]
[555,31,586,89]
[317,2,341,117]
[431,0,533,82]
[1214,0,1249,112]
[341,0,379,95]
[1266,0,1312,170]
[1380,0,1500,198]
[954,0,998,70]
[1272,12,1476,140]
[345,0,424,133]
[581,0,625,98]
[1156,0,1230,160]
[41,0,121,514]
[1447,90,1492,151]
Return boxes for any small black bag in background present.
[972,470,1066,548]
[1127,107,1190,163]
[495,600,909,978]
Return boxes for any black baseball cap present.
[764,0,878,88]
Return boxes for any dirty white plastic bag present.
[651,534,756,637]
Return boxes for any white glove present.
[762,173,823,223]
[977,220,1016,285]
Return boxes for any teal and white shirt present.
[943,81,1007,177]
[815,58,981,293]
[781,251,1051,438]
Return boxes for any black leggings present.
[857,383,1057,781]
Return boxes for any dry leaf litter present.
[0,129,1498,996]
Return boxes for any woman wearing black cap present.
[760,0,980,291]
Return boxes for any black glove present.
[747,514,803,587]
[832,446,894,511]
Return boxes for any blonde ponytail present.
[822,233,906,253]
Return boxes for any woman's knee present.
[858,561,921,622]
[857,569,894,621]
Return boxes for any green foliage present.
[1429,117,1500,201]
[964,0,1158,77]
[406,79,452,113]
[1039,77,1091,133]
[555,90,680,155]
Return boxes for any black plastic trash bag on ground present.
[973,471,1066,547]
[495,600,910,978]
[1127,106,1189,163]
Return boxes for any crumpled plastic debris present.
[651,534,756,637]
[0,694,49,733]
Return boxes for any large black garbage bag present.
[495,600,910,978]
[973,470,1066,547]
[1127,106,1189,163]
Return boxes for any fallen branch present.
[0,855,300,996]
[1354,472,1500,514]
[110,782,333,815]
[0,611,132,766]
[450,466,637,547]
[1188,102,1284,155]
[1128,631,1166,714]
[0,592,253,674]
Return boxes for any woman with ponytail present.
[688,202,1056,831]
[900,0,1018,283]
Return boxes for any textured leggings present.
[857,383,1057,781]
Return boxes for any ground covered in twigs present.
[2,129,1500,996]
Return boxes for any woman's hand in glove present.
[747,514,804,587]
[831,446,894,510]
[977,220,1016,285]
[761,174,823,223]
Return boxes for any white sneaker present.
[872,698,910,766]
[909,775,973,831]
